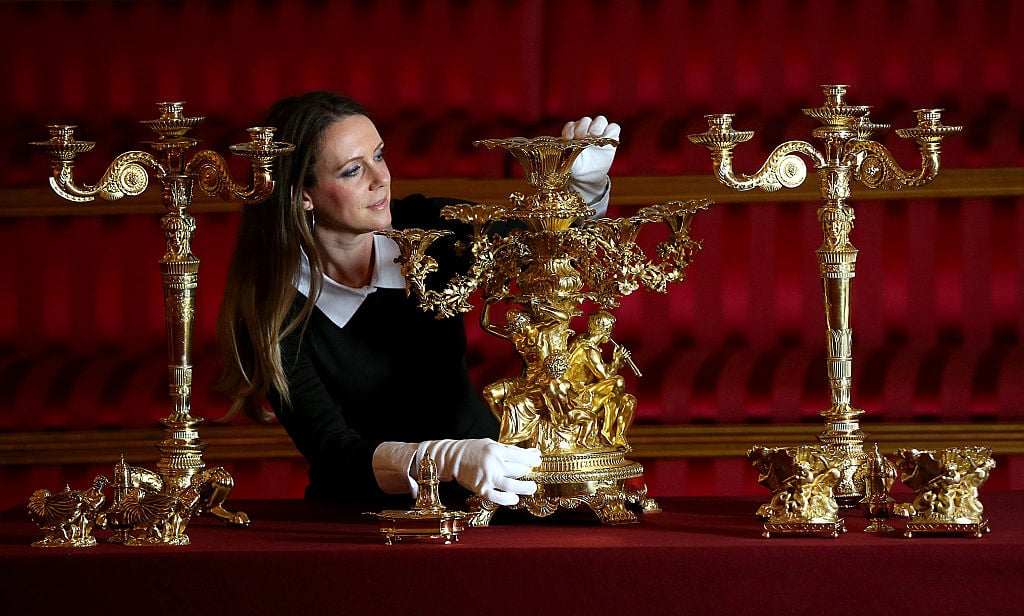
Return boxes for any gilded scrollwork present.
[689,113,823,192]
[53,148,159,203]
[846,140,941,191]
[95,154,154,200]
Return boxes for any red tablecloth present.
[2,493,1021,616]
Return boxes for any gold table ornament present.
[748,445,846,538]
[29,102,293,546]
[894,446,994,538]
[26,476,109,548]
[366,455,470,545]
[690,85,962,507]
[380,135,710,525]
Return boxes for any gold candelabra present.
[381,135,710,525]
[28,102,293,546]
[690,84,962,507]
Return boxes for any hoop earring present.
[307,209,316,232]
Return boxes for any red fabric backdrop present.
[1,0,1022,509]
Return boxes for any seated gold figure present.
[483,309,636,454]
[564,310,636,449]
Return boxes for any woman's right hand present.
[416,438,542,506]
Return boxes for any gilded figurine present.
[564,310,637,448]
[27,476,110,548]
[894,447,994,537]
[106,479,203,546]
[749,445,845,538]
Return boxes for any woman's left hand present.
[563,115,619,211]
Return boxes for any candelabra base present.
[467,450,657,526]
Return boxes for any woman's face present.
[301,115,392,238]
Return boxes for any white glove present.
[373,438,541,506]
[418,438,540,506]
[563,115,620,216]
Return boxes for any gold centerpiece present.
[690,85,962,507]
[380,135,710,525]
[28,102,293,546]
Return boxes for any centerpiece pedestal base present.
[467,449,657,526]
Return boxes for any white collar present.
[295,233,406,328]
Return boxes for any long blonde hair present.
[216,92,369,421]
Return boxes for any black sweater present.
[269,195,499,503]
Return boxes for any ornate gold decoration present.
[26,476,109,548]
[894,446,994,538]
[748,445,845,538]
[380,135,709,525]
[29,102,293,546]
[690,85,962,507]
[365,455,469,545]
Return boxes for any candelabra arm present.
[378,228,490,318]
[712,140,823,192]
[185,127,293,203]
[49,150,163,203]
[184,150,269,203]
[845,139,941,191]
[846,107,962,191]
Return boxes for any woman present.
[217,91,619,507]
